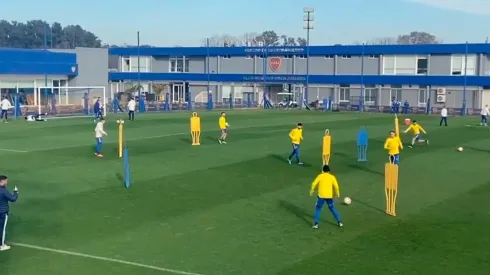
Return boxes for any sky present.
[1,0,489,46]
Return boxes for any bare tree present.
[356,32,440,45]
[202,31,306,47]
[201,34,242,47]
[241,32,259,46]
[368,37,397,45]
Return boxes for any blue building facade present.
[2,43,490,115]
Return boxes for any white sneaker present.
[0,245,11,251]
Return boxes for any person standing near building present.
[440,106,448,126]
[0,175,18,251]
[481,105,489,126]
[127,98,136,121]
[0,97,12,123]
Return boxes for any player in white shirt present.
[0,97,12,123]
[127,98,136,121]
[25,113,47,122]
[94,118,107,158]
[440,106,448,126]
[481,105,489,126]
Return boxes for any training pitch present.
[0,111,489,275]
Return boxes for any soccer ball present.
[343,197,352,205]
[457,147,463,152]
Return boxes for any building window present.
[298,55,306,59]
[222,55,231,59]
[390,88,402,102]
[417,58,428,74]
[284,55,292,59]
[325,55,334,59]
[418,89,427,106]
[383,56,395,74]
[368,55,379,59]
[169,56,189,72]
[395,56,416,75]
[245,55,252,59]
[121,56,130,72]
[257,55,264,59]
[451,55,476,75]
[341,55,351,59]
[364,88,377,104]
[339,85,350,102]
[128,56,151,72]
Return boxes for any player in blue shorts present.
[404,121,428,148]
[384,131,403,164]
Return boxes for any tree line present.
[0,20,104,49]
[0,19,442,49]
[202,31,307,47]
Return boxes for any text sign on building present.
[269,57,282,72]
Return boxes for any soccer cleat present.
[298,162,304,165]
[96,154,104,158]
[222,141,227,144]
[218,139,222,144]
[0,245,11,251]
[288,159,292,164]
[312,223,319,229]
[338,222,344,227]
[426,140,429,145]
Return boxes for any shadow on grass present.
[115,173,125,186]
[205,135,218,143]
[279,200,313,226]
[334,151,349,158]
[352,198,385,214]
[179,137,191,144]
[279,200,337,227]
[348,163,383,176]
[268,154,313,168]
[465,146,490,154]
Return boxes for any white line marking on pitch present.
[0,148,28,153]
[11,242,206,275]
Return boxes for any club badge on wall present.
[269,57,282,72]
[71,66,76,73]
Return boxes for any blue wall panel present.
[0,48,78,76]
[109,72,490,86]
[109,43,490,57]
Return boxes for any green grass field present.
[1,110,489,275]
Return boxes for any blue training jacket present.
[0,186,18,214]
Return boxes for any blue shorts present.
[221,129,227,134]
[96,138,103,144]
[414,134,421,140]
[316,197,334,208]
[292,143,299,150]
[389,154,400,164]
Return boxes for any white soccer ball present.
[343,197,352,205]
[457,147,463,152]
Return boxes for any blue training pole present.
[123,146,130,189]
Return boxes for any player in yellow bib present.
[287,123,303,165]
[404,120,428,148]
[384,131,403,164]
[218,112,229,144]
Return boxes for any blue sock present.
[328,203,341,222]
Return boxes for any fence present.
[1,81,484,117]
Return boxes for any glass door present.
[172,83,184,103]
